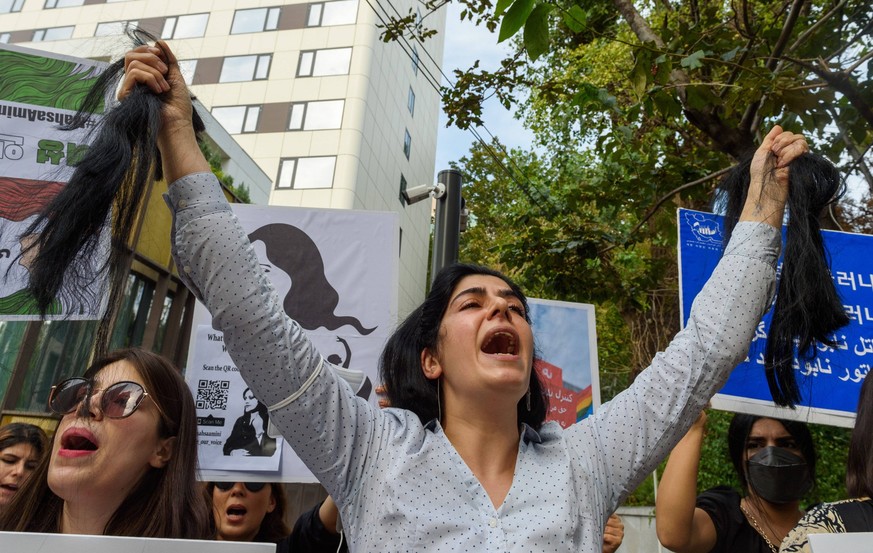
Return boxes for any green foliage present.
[523,4,552,61]
[231,182,252,203]
[421,0,869,510]
[198,140,251,204]
[499,0,535,42]
[622,410,854,506]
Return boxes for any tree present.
[387,0,871,180]
[408,0,868,504]
[397,0,872,372]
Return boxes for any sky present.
[432,3,534,179]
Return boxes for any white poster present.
[186,203,398,482]
[189,325,282,471]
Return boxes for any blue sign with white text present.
[678,208,871,421]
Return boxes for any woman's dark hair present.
[21,28,204,354]
[0,348,211,537]
[205,481,290,542]
[247,224,375,335]
[242,387,270,421]
[727,413,817,493]
[846,376,873,497]
[0,423,48,460]
[719,152,847,407]
[380,263,548,429]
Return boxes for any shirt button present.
[183,266,192,273]
[488,518,497,528]
[179,200,188,208]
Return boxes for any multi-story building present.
[0,0,446,317]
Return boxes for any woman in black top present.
[223,388,277,457]
[208,481,346,552]
[657,411,816,553]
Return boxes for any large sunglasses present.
[48,377,154,419]
[214,482,267,493]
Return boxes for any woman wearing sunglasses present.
[207,481,346,552]
[0,348,211,537]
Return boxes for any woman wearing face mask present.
[0,423,48,512]
[208,481,346,552]
[657,411,816,553]
[780,375,873,552]
[0,348,211,537]
[224,388,276,457]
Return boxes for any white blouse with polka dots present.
[166,172,780,552]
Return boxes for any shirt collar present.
[424,419,543,444]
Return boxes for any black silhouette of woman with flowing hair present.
[248,223,375,336]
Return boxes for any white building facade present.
[0,0,446,316]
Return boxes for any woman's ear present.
[149,436,177,469]
[420,348,442,380]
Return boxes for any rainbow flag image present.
[576,385,593,422]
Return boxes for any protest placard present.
[678,208,870,427]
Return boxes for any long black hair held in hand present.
[719,152,848,407]
[20,28,204,353]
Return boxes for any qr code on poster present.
[196,379,230,410]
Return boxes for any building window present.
[307,0,357,27]
[177,59,198,84]
[276,157,336,189]
[231,7,281,34]
[212,105,261,134]
[162,13,209,39]
[44,0,84,8]
[0,33,10,43]
[152,290,180,354]
[9,320,99,412]
[411,46,419,75]
[94,21,138,37]
[407,87,415,116]
[297,48,352,77]
[109,272,156,350]
[288,100,344,130]
[219,54,272,83]
[399,174,407,204]
[32,26,74,42]
[1,0,24,14]
[403,129,411,159]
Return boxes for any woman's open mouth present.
[226,504,248,523]
[58,428,99,458]
[481,329,519,356]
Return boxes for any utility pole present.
[430,169,463,284]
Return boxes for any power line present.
[363,0,558,215]
[376,0,557,210]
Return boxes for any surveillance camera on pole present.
[431,170,462,284]
[402,182,445,205]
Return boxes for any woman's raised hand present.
[121,42,192,131]
[740,125,809,229]
[120,41,208,182]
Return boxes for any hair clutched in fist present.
[20,28,204,353]
[719,151,848,407]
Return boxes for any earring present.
[525,388,531,412]
[436,378,442,423]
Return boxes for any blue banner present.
[678,208,871,426]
